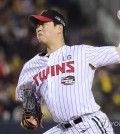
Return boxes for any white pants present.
[43,110,114,134]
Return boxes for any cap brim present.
[28,15,53,26]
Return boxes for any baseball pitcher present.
[16,10,120,133]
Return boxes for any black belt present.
[61,117,82,129]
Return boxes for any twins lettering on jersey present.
[33,61,74,86]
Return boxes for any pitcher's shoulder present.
[23,54,43,69]
[67,44,90,50]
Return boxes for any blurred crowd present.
[0,0,120,123]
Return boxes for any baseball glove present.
[21,89,43,130]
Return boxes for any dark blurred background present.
[0,0,120,133]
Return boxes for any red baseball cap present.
[28,10,66,28]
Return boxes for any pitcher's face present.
[36,21,57,45]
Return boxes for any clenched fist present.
[117,10,120,20]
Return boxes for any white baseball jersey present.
[16,45,120,123]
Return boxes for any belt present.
[60,117,82,129]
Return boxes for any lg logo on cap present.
[55,16,65,26]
